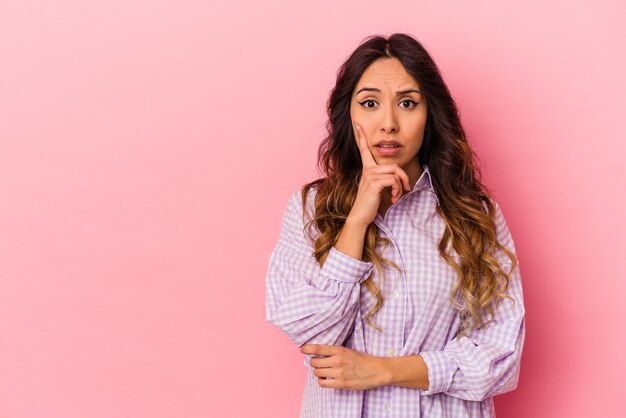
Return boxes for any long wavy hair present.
[300,33,518,337]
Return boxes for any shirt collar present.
[401,164,440,225]
[407,164,439,206]
[413,164,438,198]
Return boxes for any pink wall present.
[1,1,624,417]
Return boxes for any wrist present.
[383,356,400,386]
[382,355,429,389]
[375,356,395,387]
[345,215,370,229]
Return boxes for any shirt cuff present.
[418,351,457,395]
[316,246,374,284]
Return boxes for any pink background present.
[1,1,624,417]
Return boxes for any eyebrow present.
[356,87,421,96]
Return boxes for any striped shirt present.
[265,164,525,418]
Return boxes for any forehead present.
[356,58,418,89]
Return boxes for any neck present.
[405,160,424,191]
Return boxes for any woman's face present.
[350,57,428,172]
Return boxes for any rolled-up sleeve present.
[265,189,374,350]
[419,200,526,401]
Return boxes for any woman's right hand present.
[347,123,411,227]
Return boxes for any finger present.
[368,165,411,192]
[309,355,335,369]
[390,175,401,203]
[399,169,411,191]
[355,123,378,169]
[392,174,403,202]
[369,175,402,202]
[300,344,340,357]
[390,166,411,192]
[318,376,340,388]
[313,366,339,380]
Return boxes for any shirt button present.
[393,289,400,298]
[384,403,391,412]
[388,348,396,356]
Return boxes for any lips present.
[376,139,402,147]
[375,145,402,156]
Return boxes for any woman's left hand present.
[300,344,389,390]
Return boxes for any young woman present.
[265,33,525,418]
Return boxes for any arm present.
[382,201,525,400]
[265,190,374,353]
[380,354,430,389]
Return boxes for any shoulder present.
[281,182,321,245]
[480,195,507,226]
[483,196,517,266]
[285,182,320,221]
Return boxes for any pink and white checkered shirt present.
[265,164,525,418]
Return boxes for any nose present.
[380,103,398,134]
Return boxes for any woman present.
[265,33,525,418]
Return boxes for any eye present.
[358,100,377,109]
[400,99,418,109]
[358,99,419,109]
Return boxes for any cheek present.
[408,124,426,141]
[349,102,360,119]
[349,110,363,131]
